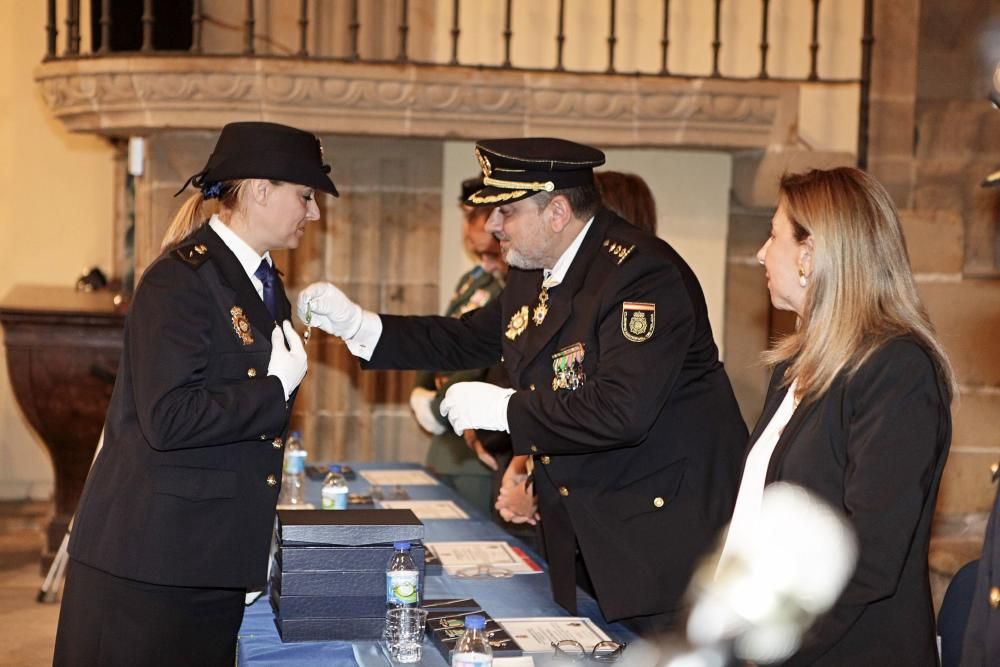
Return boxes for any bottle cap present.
[393,541,411,551]
[464,615,486,630]
[290,431,302,438]
[328,464,342,473]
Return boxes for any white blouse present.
[716,379,799,574]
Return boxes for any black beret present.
[175,122,338,198]
[460,176,485,202]
[466,137,605,206]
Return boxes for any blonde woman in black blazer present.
[733,167,955,665]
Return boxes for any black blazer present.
[69,224,295,590]
[364,208,748,622]
[750,337,951,666]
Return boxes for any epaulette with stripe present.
[601,238,636,266]
[174,241,210,268]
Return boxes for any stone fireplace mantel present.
[35,56,798,150]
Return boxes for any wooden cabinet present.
[0,286,124,570]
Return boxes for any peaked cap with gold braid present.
[466,137,606,206]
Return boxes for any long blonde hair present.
[763,167,955,404]
[160,180,251,250]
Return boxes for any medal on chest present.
[506,305,529,341]
[552,342,586,391]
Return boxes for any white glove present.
[297,281,364,339]
[267,321,307,400]
[439,382,515,436]
[409,387,447,435]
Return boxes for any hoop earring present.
[798,267,808,288]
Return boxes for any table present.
[237,462,636,666]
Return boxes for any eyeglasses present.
[453,564,513,579]
[551,640,627,663]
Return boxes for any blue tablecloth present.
[237,462,635,666]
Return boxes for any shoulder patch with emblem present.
[174,242,210,268]
[621,302,655,342]
[602,238,636,266]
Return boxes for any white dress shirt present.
[346,216,595,361]
[208,215,272,301]
[716,379,800,575]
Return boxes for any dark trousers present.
[54,558,246,667]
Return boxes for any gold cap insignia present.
[231,306,254,345]
[476,148,492,177]
[505,305,529,341]
[621,302,655,342]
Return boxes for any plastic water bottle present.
[321,465,349,510]
[452,615,492,667]
[279,431,307,505]
[386,541,420,609]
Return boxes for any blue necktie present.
[254,259,278,321]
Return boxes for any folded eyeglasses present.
[551,639,627,663]
[453,564,513,579]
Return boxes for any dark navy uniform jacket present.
[69,223,294,590]
[364,208,747,622]
[962,480,1000,666]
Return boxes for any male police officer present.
[300,138,747,632]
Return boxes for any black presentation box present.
[272,559,426,597]
[429,615,523,658]
[277,543,426,572]
[270,590,387,619]
[275,616,385,642]
[276,509,424,546]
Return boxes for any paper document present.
[377,499,468,519]
[494,658,535,667]
[496,617,612,653]
[360,469,439,486]
[426,541,543,575]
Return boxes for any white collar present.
[208,215,272,280]
[544,216,595,288]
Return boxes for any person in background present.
[409,176,508,516]
[53,122,333,666]
[722,166,954,665]
[495,169,660,527]
[298,137,747,634]
[595,170,658,235]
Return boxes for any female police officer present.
[53,122,336,666]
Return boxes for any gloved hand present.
[409,387,447,435]
[439,382,515,435]
[267,321,307,400]
[296,281,364,339]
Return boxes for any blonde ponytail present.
[161,193,212,250]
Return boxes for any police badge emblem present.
[621,302,655,342]
[231,306,254,345]
[506,305,529,341]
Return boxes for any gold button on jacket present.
[266,474,278,487]
[540,455,551,465]
[272,437,283,449]
[991,586,1000,609]
[559,486,569,497]
[246,367,257,378]
[653,496,665,508]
